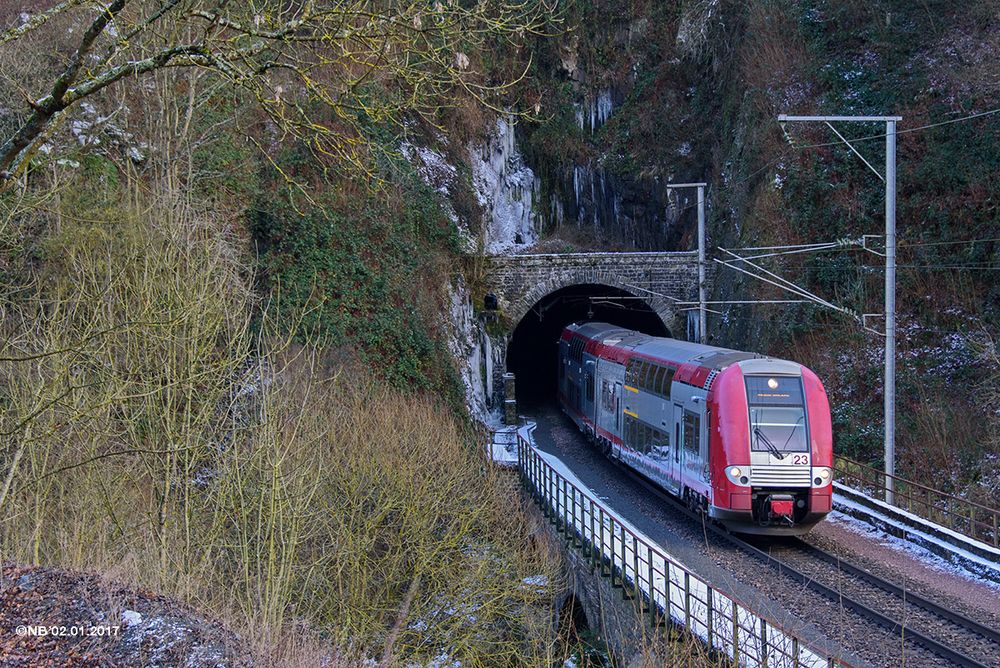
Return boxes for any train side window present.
[640,424,652,454]
[627,416,642,452]
[651,366,663,395]
[659,367,675,397]
[586,372,595,402]
[649,429,665,457]
[642,363,653,391]
[683,411,700,455]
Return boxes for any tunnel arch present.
[506,283,670,405]
[504,269,678,331]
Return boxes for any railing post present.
[684,571,691,629]
[588,498,597,568]
[632,534,640,604]
[536,453,542,503]
[599,506,609,577]
[706,586,714,650]
[609,516,618,587]
[547,466,555,521]
[530,447,536,491]
[732,601,740,664]
[533,454,540,505]
[562,478,570,537]
[573,486,583,548]
[664,561,671,622]
[622,533,634,600]
[761,619,769,668]
[648,550,658,626]
[540,463,548,519]
[556,476,567,539]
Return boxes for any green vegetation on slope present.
[249,153,464,400]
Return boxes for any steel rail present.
[604,456,992,668]
[797,541,1000,647]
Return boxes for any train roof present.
[565,321,766,371]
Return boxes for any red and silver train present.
[558,322,833,535]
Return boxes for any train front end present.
[708,359,833,535]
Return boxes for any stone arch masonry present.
[486,251,702,336]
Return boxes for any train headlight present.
[812,467,832,487]
[726,466,751,487]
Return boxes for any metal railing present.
[834,455,1000,548]
[518,429,846,668]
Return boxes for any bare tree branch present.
[0,0,88,47]
[0,0,558,188]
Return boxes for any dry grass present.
[0,168,558,667]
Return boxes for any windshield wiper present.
[754,426,786,460]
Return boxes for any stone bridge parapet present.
[485,251,702,334]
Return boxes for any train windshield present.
[745,375,809,455]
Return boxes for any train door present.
[670,403,683,493]
[606,380,622,457]
[614,381,622,434]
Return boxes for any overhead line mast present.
[778,114,901,505]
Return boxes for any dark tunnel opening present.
[506,284,669,406]
[556,593,608,666]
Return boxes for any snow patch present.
[826,508,1000,589]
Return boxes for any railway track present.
[608,455,1000,667]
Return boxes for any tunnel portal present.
[506,283,669,405]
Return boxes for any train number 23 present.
[791,454,808,465]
